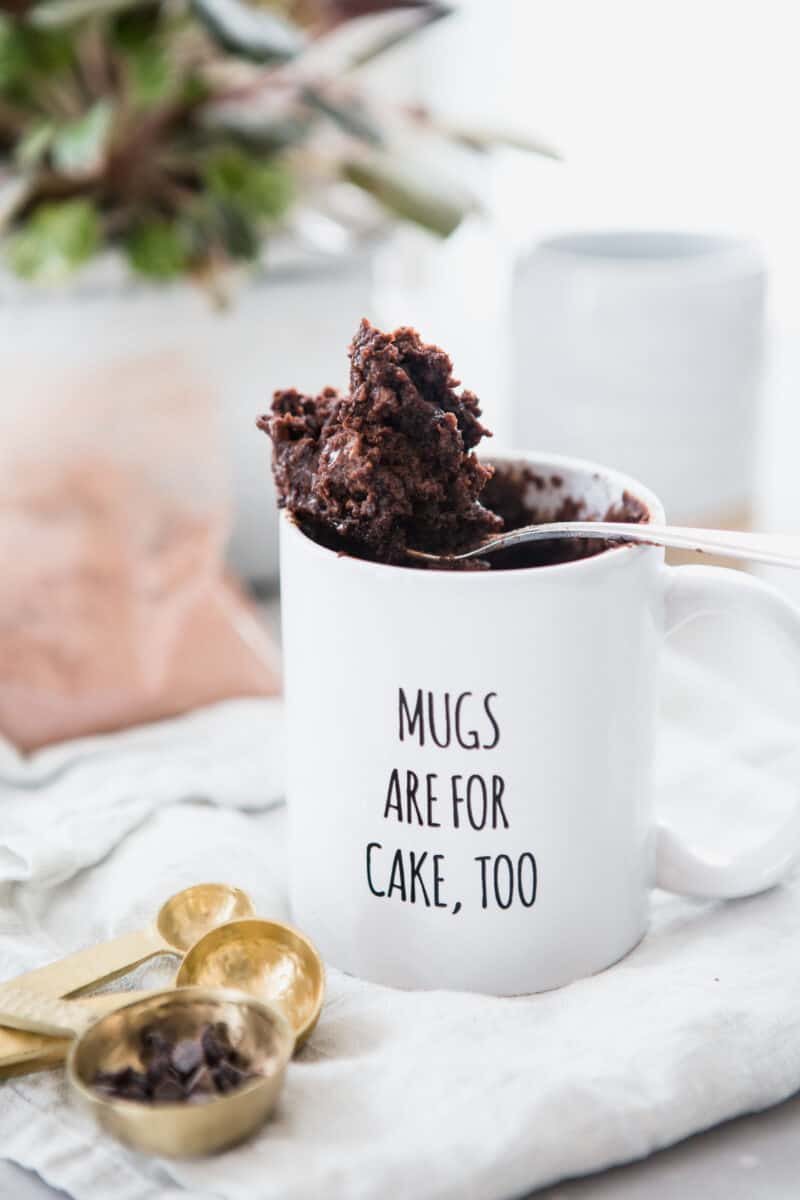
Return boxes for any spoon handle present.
[4,926,168,1001]
[0,991,154,1076]
[587,524,800,568]
[0,986,90,1038]
[0,927,168,1068]
[448,522,800,568]
[0,986,170,1041]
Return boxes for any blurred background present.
[1,0,798,752]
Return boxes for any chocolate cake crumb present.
[258,319,501,564]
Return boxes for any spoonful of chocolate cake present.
[257,319,502,565]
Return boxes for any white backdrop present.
[419,0,800,328]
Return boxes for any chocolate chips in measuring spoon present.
[91,1020,257,1104]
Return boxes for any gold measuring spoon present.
[0,986,294,1157]
[178,919,325,1047]
[0,917,324,1076]
[10,884,254,997]
[0,883,253,1070]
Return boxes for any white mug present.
[281,451,800,994]
[511,231,766,528]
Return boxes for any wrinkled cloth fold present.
[0,699,284,892]
[1,610,800,1200]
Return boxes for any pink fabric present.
[0,352,280,751]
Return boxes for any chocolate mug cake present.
[269,320,800,998]
[257,319,648,567]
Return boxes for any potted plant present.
[0,0,551,579]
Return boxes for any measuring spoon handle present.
[0,987,91,1038]
[0,991,154,1076]
[6,926,169,1000]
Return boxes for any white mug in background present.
[280,452,800,995]
[511,232,766,529]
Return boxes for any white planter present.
[0,248,375,584]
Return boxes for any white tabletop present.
[3,1088,800,1199]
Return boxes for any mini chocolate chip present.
[212,1022,234,1053]
[91,1021,260,1103]
[146,1062,180,1093]
[152,1077,185,1103]
[171,1038,204,1078]
[185,1064,214,1097]
[140,1028,172,1063]
[105,1066,150,1098]
[110,1066,136,1086]
[109,1069,150,1102]
[201,1025,225,1067]
[212,1062,246,1094]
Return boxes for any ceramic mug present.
[281,451,800,994]
[511,232,766,528]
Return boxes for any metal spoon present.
[9,883,255,997]
[407,523,800,569]
[178,918,325,1047]
[1,918,325,1075]
[0,883,254,1069]
[0,986,294,1157]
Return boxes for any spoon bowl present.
[156,884,254,954]
[177,919,325,1046]
[0,985,294,1157]
[71,988,294,1157]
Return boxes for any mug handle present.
[656,564,800,898]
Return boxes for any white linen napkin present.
[1,609,800,1200]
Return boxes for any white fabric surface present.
[2,605,800,1200]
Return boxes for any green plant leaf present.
[301,87,382,146]
[51,101,113,174]
[0,18,66,92]
[110,1,177,104]
[201,104,311,154]
[0,23,74,97]
[220,206,258,260]
[170,198,261,274]
[289,4,450,78]
[434,119,562,160]
[191,0,305,64]
[109,2,160,45]
[124,218,192,278]
[0,16,23,89]
[342,155,472,238]
[29,0,150,28]
[179,73,212,107]
[200,86,310,153]
[122,42,173,107]
[204,146,293,220]
[348,4,451,67]
[14,121,55,168]
[0,172,32,232]
[7,199,100,281]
